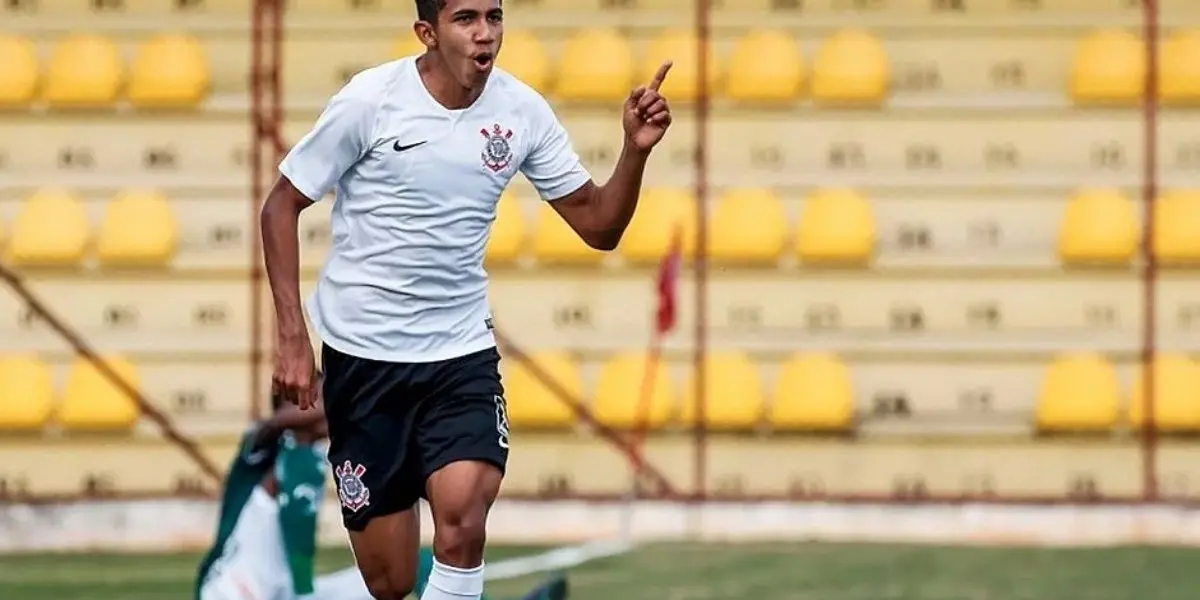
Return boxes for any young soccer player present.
[261,1,673,598]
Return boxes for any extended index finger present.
[648,60,673,92]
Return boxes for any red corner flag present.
[655,225,683,335]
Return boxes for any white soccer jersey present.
[279,56,591,363]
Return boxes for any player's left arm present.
[521,62,674,252]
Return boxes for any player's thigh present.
[321,343,423,531]
[417,347,508,513]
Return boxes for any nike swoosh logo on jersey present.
[393,140,427,152]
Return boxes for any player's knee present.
[363,568,415,600]
[432,504,488,565]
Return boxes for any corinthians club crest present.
[334,460,370,513]
[480,123,514,173]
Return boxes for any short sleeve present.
[278,85,378,203]
[520,96,592,202]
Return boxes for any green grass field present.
[3,542,1200,600]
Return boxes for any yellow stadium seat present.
[0,35,38,107]
[127,34,209,108]
[593,352,674,429]
[532,203,606,264]
[771,353,855,431]
[640,29,721,102]
[486,191,525,265]
[1057,189,1139,265]
[10,190,91,267]
[1129,354,1200,431]
[502,351,580,429]
[709,188,788,264]
[619,187,697,264]
[796,189,876,265]
[1161,30,1200,105]
[394,35,426,58]
[97,190,180,267]
[811,29,889,107]
[58,356,141,431]
[1035,353,1121,432]
[680,352,764,430]
[1154,190,1200,265]
[43,34,124,108]
[1069,29,1143,106]
[498,30,551,93]
[556,28,634,102]
[0,355,54,430]
[725,29,805,103]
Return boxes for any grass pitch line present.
[483,539,636,581]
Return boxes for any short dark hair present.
[415,0,444,22]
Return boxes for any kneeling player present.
[195,386,567,600]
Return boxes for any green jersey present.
[274,431,327,597]
[194,427,327,600]
[195,426,278,599]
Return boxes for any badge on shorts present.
[334,460,371,512]
[480,123,514,173]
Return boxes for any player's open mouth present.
[473,53,494,70]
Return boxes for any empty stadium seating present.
[679,352,765,430]
[1035,353,1122,432]
[1160,29,1200,105]
[810,29,890,107]
[8,190,91,267]
[0,355,55,430]
[1069,29,1143,106]
[1154,190,1200,265]
[42,34,124,108]
[708,188,788,264]
[725,29,805,103]
[497,30,551,94]
[771,354,856,432]
[640,29,721,102]
[1128,354,1200,432]
[531,202,607,264]
[5,0,1200,502]
[593,352,674,429]
[795,189,876,265]
[554,28,634,102]
[1057,189,1139,265]
[127,33,210,108]
[502,351,581,429]
[618,187,697,263]
[97,190,180,267]
[57,356,141,431]
[0,35,38,107]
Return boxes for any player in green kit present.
[196,376,569,600]
[195,379,331,600]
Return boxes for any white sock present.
[420,558,485,600]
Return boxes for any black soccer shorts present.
[320,343,510,532]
